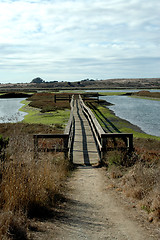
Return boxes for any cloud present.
[0,0,160,83]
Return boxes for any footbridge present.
[34,95,133,165]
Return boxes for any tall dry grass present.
[0,155,68,213]
[0,123,70,239]
[105,138,160,223]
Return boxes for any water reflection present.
[100,95,160,137]
[0,98,27,123]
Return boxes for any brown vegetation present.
[132,90,160,98]
[28,92,71,112]
[105,138,160,223]
[0,78,160,91]
[0,123,70,239]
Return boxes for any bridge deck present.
[72,99,99,165]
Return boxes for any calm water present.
[99,94,160,137]
[0,91,160,137]
[0,98,27,123]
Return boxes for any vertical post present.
[63,136,69,159]
[123,136,128,147]
[34,135,38,159]
[101,136,107,162]
[54,94,56,103]
[128,135,133,152]
[97,92,99,103]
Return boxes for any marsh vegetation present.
[0,91,159,239]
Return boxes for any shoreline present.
[97,100,160,141]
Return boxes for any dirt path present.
[31,166,159,240]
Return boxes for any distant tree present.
[31,77,45,83]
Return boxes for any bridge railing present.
[64,95,75,160]
[79,95,105,156]
[34,95,75,160]
[79,95,133,161]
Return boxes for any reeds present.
[0,123,70,239]
[105,138,160,223]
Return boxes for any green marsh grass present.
[88,101,160,141]
[20,100,70,127]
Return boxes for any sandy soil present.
[31,166,160,240]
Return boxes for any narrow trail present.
[31,97,159,239]
[32,166,159,240]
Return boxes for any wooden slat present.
[33,134,68,139]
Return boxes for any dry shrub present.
[150,188,160,220]
[0,153,69,239]
[108,165,123,179]
[0,154,68,214]
[0,123,70,239]
[28,92,70,112]
[104,150,136,168]
[105,138,160,223]
[0,211,28,240]
[133,91,160,99]
[121,162,160,221]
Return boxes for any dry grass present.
[105,138,160,223]
[132,90,160,99]
[0,123,70,239]
[28,92,71,112]
[121,161,160,222]
[0,155,68,212]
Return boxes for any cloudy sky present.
[0,0,160,83]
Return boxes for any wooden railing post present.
[128,134,133,152]
[101,136,107,161]
[63,136,69,159]
[54,95,56,103]
[33,95,75,161]
[34,135,38,159]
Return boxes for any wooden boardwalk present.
[72,98,99,165]
[33,95,133,162]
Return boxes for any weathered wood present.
[72,98,99,165]
[79,95,105,158]
[79,95,105,136]
[101,133,134,158]
[34,94,134,163]
[33,134,69,159]
[34,134,69,139]
[64,95,74,135]
[34,135,38,159]
[54,94,56,103]
[79,95,134,161]
[34,95,75,160]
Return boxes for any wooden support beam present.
[33,134,69,160]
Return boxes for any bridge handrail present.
[64,95,75,157]
[34,95,75,160]
[79,95,105,153]
[64,95,74,135]
[79,95,133,160]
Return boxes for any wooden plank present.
[72,98,100,165]
[33,134,69,139]
[101,133,133,137]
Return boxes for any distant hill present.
[28,78,160,89]
[0,78,160,91]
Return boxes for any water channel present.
[0,98,27,123]
[87,89,160,137]
[0,90,160,137]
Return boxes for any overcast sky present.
[0,0,160,83]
